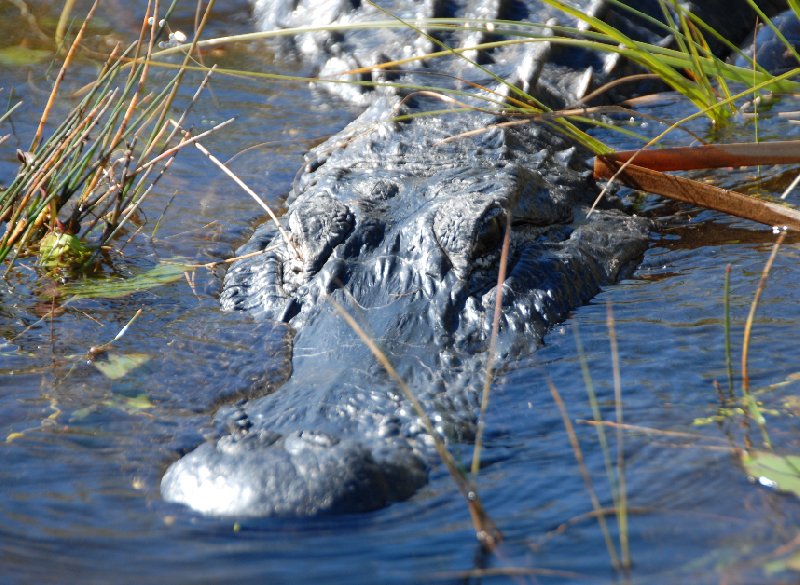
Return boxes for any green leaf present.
[39,231,93,269]
[0,46,51,67]
[93,352,151,380]
[741,450,800,497]
[61,262,192,299]
[112,393,154,410]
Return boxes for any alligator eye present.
[288,192,354,278]
[471,208,506,259]
[433,198,506,280]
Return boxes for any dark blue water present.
[2,2,800,584]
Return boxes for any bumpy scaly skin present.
[161,0,783,516]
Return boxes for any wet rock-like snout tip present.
[161,430,427,516]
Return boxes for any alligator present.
[161,0,786,516]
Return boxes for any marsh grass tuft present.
[0,0,220,273]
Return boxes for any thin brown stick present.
[471,212,511,477]
[582,419,731,443]
[741,230,786,449]
[577,73,661,105]
[135,116,231,174]
[598,140,800,172]
[141,0,216,162]
[170,121,298,256]
[594,159,800,230]
[548,379,621,570]
[102,0,156,166]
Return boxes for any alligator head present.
[160,94,649,516]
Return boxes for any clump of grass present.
[0,0,220,272]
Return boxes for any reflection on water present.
[2,1,800,584]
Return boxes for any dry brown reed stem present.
[31,0,100,152]
[548,378,621,570]
[0,88,118,256]
[329,296,501,548]
[741,230,786,449]
[22,89,117,203]
[99,117,232,244]
[137,64,219,176]
[471,213,511,477]
[0,190,33,251]
[99,0,157,180]
[600,141,800,172]
[594,158,800,231]
[605,301,630,571]
[582,420,730,442]
[589,64,800,217]
[97,66,218,243]
[577,73,661,105]
[138,117,231,174]
[78,5,157,212]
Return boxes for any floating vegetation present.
[58,261,191,300]
[742,450,800,497]
[93,352,151,380]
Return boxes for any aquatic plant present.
[0,0,220,272]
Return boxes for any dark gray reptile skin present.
[161,0,785,516]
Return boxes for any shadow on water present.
[2,1,800,584]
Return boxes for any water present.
[2,2,800,584]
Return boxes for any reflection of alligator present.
[161,0,783,516]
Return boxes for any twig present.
[741,230,786,448]
[142,0,216,161]
[471,212,511,476]
[606,301,630,571]
[598,140,800,172]
[135,116,232,174]
[32,0,100,152]
[594,158,800,230]
[580,420,729,442]
[87,308,144,357]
